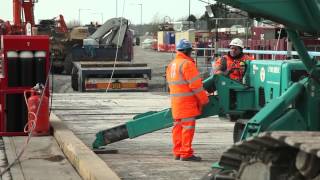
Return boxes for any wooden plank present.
[57,114,135,121]
[51,92,169,99]
[52,106,167,111]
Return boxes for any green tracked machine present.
[93,0,320,179]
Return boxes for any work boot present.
[181,155,202,162]
[174,155,180,160]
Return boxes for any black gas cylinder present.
[6,94,24,132]
[34,51,46,85]
[7,51,19,87]
[19,51,34,86]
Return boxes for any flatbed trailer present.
[71,61,151,92]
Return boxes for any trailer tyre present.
[64,53,73,75]
[52,66,64,74]
[71,67,79,91]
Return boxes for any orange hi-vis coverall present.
[214,54,254,81]
[166,51,209,158]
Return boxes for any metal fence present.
[192,47,320,78]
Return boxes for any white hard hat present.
[229,38,244,49]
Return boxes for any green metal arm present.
[93,75,220,148]
[92,74,252,149]
[92,95,220,149]
[127,95,221,138]
[240,79,307,140]
[287,29,320,82]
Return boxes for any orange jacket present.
[214,53,254,81]
[166,51,209,119]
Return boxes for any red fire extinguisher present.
[25,84,50,136]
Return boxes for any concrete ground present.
[51,92,234,180]
[3,136,81,180]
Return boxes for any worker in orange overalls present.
[213,38,254,81]
[166,39,209,162]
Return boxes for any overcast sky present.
[0,0,215,25]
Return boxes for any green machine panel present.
[247,60,306,108]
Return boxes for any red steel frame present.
[0,35,49,136]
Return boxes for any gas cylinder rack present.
[0,35,50,135]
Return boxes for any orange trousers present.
[172,117,196,158]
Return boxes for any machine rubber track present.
[204,131,320,180]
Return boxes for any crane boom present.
[2,0,37,35]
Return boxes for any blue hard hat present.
[176,39,192,51]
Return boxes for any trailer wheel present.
[64,53,73,75]
[52,66,64,74]
[71,66,79,91]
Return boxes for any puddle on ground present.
[44,155,65,162]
